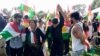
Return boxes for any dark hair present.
[52,18,58,24]
[38,19,43,23]
[49,19,52,22]
[30,20,37,27]
[24,15,29,19]
[70,12,80,20]
[14,13,22,19]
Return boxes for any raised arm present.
[59,12,64,27]
[57,4,65,27]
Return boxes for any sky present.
[0,0,93,12]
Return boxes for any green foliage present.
[92,0,100,10]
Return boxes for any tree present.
[92,0,100,10]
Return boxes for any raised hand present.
[57,4,63,12]
[57,4,66,19]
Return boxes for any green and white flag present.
[18,4,35,20]
[18,4,24,11]
[28,8,35,20]
[0,22,26,41]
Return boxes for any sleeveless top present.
[71,22,85,51]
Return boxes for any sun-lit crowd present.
[0,4,100,56]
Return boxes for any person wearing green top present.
[62,25,71,55]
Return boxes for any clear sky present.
[0,0,93,12]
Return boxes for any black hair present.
[70,12,80,21]
[14,13,22,19]
[49,19,52,22]
[52,18,58,24]
[38,19,43,23]
[24,15,29,19]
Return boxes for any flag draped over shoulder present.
[18,4,35,20]
[0,22,21,41]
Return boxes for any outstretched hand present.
[57,4,62,12]
[57,4,66,19]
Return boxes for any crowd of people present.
[0,4,100,56]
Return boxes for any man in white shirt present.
[70,12,85,56]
